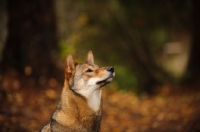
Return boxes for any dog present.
[40,51,115,132]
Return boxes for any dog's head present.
[65,51,115,95]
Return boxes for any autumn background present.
[0,0,200,131]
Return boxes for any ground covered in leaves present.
[0,76,200,132]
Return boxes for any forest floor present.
[0,75,200,132]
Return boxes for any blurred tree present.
[0,0,61,82]
[185,0,200,84]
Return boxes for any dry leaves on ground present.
[0,77,200,132]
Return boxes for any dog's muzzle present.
[107,67,114,73]
[107,67,115,78]
[97,67,115,87]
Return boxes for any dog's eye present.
[86,69,93,72]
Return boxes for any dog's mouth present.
[97,72,115,87]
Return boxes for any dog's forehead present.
[76,63,99,69]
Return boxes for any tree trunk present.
[186,0,200,83]
[0,0,61,82]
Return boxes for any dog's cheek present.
[78,78,84,86]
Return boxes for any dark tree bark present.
[185,0,200,83]
[1,0,61,81]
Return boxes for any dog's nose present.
[107,67,114,72]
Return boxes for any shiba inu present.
[41,51,115,132]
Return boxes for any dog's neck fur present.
[66,81,102,112]
[53,85,102,130]
[79,87,102,112]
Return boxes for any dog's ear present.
[85,50,94,64]
[65,54,75,81]
[66,54,75,74]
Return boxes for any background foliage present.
[55,0,192,92]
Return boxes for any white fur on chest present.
[87,90,102,112]
[79,88,102,112]
[76,78,102,112]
